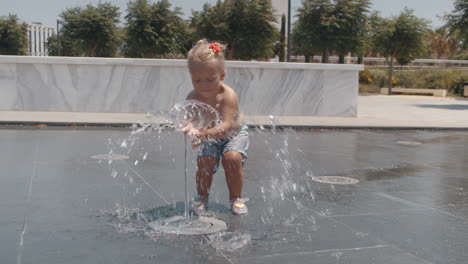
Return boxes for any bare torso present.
[187,82,242,133]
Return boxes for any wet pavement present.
[1,126,468,264]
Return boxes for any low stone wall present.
[0,56,363,116]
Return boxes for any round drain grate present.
[396,141,422,146]
[312,176,359,185]
[148,216,226,235]
[91,154,129,160]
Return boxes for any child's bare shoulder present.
[221,84,239,104]
[186,90,196,100]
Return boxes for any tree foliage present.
[445,0,468,49]
[291,22,314,62]
[0,14,28,55]
[292,0,370,63]
[371,8,429,93]
[191,0,278,60]
[332,0,371,63]
[46,32,81,56]
[293,0,332,62]
[191,1,231,43]
[59,3,121,57]
[124,0,189,58]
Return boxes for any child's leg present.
[196,155,218,198]
[221,151,244,201]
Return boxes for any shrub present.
[359,70,373,84]
[366,69,388,87]
[363,68,468,96]
[453,52,468,60]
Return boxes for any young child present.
[182,39,249,215]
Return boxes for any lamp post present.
[56,19,62,56]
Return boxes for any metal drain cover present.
[396,141,422,146]
[312,176,359,185]
[91,154,129,160]
[148,216,226,235]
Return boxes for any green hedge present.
[453,52,468,60]
[360,68,468,95]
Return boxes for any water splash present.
[206,232,252,251]
[96,100,326,252]
[102,100,228,236]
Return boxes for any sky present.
[0,0,455,29]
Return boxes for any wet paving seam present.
[120,160,172,205]
[418,163,466,190]
[239,244,391,260]
[432,182,465,191]
[420,163,443,169]
[262,187,435,264]
[354,182,461,220]
[327,207,429,218]
[312,202,434,264]
[347,165,464,219]
[319,163,416,180]
[263,186,372,234]
[330,186,454,264]
[201,235,234,264]
[17,142,39,264]
[371,192,459,219]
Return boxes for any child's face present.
[189,60,225,98]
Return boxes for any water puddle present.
[312,176,359,185]
[93,100,324,252]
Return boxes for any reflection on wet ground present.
[1,127,467,264]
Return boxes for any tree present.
[191,1,231,43]
[355,11,382,63]
[228,0,278,60]
[191,0,278,60]
[294,0,333,63]
[0,14,28,55]
[291,19,320,62]
[293,0,370,63]
[445,0,468,49]
[427,27,460,59]
[333,0,371,63]
[124,0,189,58]
[46,33,80,56]
[372,8,429,94]
[60,3,121,57]
[278,14,286,62]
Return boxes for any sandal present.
[230,198,248,215]
[192,195,208,213]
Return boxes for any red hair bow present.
[209,42,222,54]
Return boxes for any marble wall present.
[0,56,363,116]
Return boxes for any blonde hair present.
[187,39,227,70]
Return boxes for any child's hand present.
[182,126,199,137]
[190,127,206,148]
[181,122,197,136]
[181,122,206,148]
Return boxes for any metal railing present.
[291,55,468,69]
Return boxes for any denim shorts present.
[198,125,249,173]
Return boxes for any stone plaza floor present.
[1,126,467,264]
